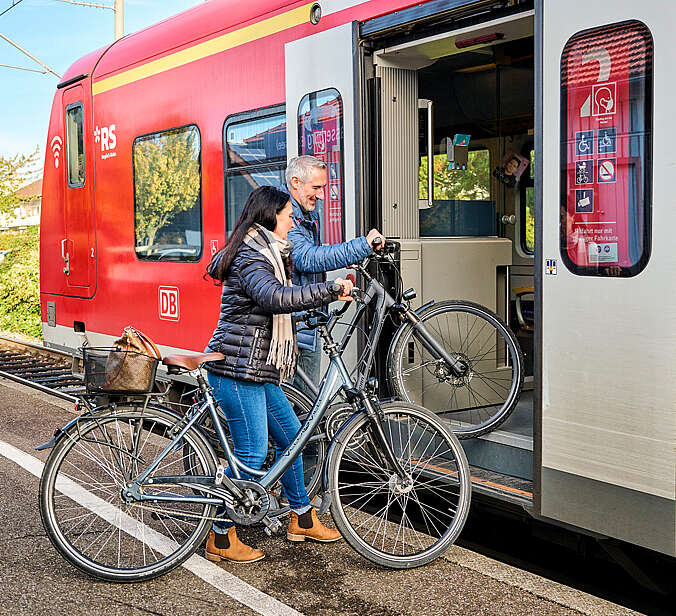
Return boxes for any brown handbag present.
[103,326,161,392]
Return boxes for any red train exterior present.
[40,0,420,354]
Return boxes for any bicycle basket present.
[82,346,159,394]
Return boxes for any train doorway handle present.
[418,98,434,209]
[61,238,70,276]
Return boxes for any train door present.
[539,0,675,555]
[285,22,361,373]
[368,11,536,486]
[61,85,95,296]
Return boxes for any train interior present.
[370,12,536,502]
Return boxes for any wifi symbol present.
[50,136,63,168]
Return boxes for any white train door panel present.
[285,22,360,245]
[538,0,675,555]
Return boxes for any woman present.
[203,185,352,563]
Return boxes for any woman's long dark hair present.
[206,185,290,283]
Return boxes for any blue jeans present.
[293,346,321,398]
[206,372,311,533]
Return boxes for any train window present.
[133,125,202,262]
[298,88,345,243]
[560,20,653,277]
[520,148,535,254]
[65,103,85,188]
[224,107,286,233]
[418,149,494,237]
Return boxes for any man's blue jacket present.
[286,193,372,351]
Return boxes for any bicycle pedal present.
[263,517,283,536]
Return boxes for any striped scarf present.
[243,224,296,381]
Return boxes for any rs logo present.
[94,124,117,151]
[158,286,180,321]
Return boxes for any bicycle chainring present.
[222,479,270,526]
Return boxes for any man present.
[284,155,385,395]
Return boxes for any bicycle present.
[38,292,472,581]
[284,239,525,440]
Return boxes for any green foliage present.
[0,226,41,338]
[0,150,39,216]
[419,150,490,201]
[134,127,201,249]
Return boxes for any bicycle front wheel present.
[389,300,524,439]
[39,406,218,582]
[328,402,471,569]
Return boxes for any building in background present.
[0,178,41,229]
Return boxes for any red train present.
[41,0,676,567]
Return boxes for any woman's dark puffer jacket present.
[205,243,339,384]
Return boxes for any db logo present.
[158,286,180,321]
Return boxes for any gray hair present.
[285,155,327,185]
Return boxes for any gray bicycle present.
[38,291,471,581]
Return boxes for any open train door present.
[284,22,360,245]
[538,1,675,556]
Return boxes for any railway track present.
[0,335,82,401]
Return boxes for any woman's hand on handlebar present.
[333,277,354,301]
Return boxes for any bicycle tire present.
[39,405,218,582]
[327,402,471,569]
[388,300,524,439]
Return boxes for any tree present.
[419,150,490,201]
[134,128,201,249]
[0,149,39,216]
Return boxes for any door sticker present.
[545,259,557,275]
[575,189,594,213]
[597,158,616,183]
[597,127,616,154]
[575,160,594,185]
[575,130,593,157]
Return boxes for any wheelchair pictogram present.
[575,131,594,157]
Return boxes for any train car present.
[39,0,676,570]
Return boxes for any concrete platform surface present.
[0,377,643,616]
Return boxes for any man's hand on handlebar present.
[366,229,386,250]
[333,277,354,302]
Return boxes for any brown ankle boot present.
[288,509,342,543]
[205,528,264,563]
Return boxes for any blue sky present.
[0,0,205,165]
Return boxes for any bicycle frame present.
[126,353,356,507]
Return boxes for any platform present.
[0,377,639,616]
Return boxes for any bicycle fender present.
[35,404,185,451]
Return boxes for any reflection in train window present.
[65,103,85,188]
[520,148,535,254]
[133,125,202,262]
[298,88,345,244]
[224,107,286,233]
[418,149,494,237]
[560,20,653,277]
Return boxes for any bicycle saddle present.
[162,352,225,371]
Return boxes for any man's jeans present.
[294,346,321,398]
[206,372,311,533]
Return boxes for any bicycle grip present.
[330,282,343,294]
[371,236,382,248]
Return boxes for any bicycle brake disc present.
[222,479,270,526]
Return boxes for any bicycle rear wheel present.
[39,406,218,582]
[389,300,524,439]
[327,402,471,569]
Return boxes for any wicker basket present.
[82,347,158,394]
